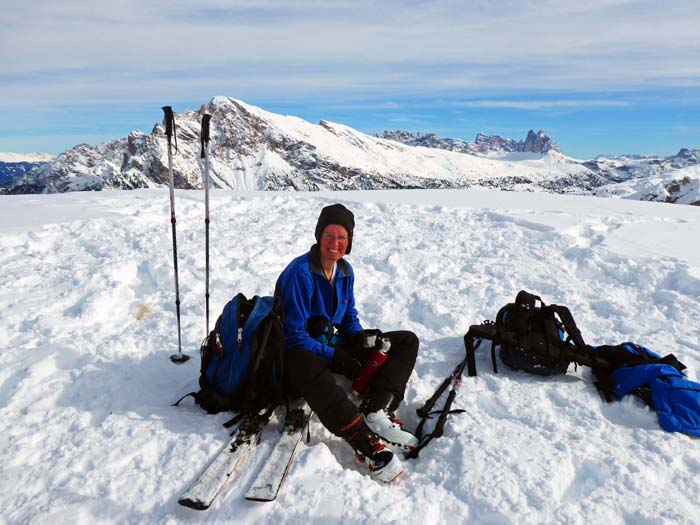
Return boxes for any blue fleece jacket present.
[275,246,363,361]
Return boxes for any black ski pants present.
[284,330,419,436]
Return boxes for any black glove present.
[354,329,383,350]
[330,346,363,380]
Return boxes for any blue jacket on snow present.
[275,246,363,362]
[603,343,700,436]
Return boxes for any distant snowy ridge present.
[6,97,699,205]
[0,152,54,188]
[0,161,48,187]
[376,129,560,156]
[0,152,54,162]
[594,165,700,205]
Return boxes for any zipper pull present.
[237,327,243,345]
[215,332,223,357]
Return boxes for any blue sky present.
[1,0,699,159]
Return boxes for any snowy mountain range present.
[0,152,53,187]
[3,97,699,205]
[376,129,561,156]
[0,161,46,186]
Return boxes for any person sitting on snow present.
[274,203,419,482]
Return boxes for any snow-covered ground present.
[1,189,699,525]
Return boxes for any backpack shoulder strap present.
[464,322,499,376]
[549,304,586,350]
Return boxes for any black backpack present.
[410,291,590,457]
[175,294,285,416]
[464,290,589,377]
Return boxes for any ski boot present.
[341,414,404,483]
[361,390,418,456]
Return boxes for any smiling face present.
[319,224,349,265]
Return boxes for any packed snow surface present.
[1,189,699,525]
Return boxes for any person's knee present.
[394,330,419,361]
[404,331,419,353]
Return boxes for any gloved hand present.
[354,329,383,350]
[330,346,363,380]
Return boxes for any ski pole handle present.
[162,106,174,138]
[200,113,211,159]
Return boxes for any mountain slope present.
[0,161,47,187]
[8,97,699,205]
[9,97,601,194]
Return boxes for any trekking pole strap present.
[464,325,491,376]
[410,405,467,454]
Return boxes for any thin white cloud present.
[457,100,631,110]
[3,1,700,83]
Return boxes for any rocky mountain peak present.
[4,97,698,206]
[378,129,559,155]
[523,130,561,154]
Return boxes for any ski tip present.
[245,495,276,503]
[178,497,209,511]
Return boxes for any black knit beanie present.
[314,203,355,254]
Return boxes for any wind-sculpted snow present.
[1,190,699,524]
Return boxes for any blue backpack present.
[178,294,285,415]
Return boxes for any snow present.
[596,165,700,206]
[1,188,700,524]
[0,152,54,163]
[213,97,592,189]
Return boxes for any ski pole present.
[162,105,189,364]
[200,109,212,335]
[415,364,455,419]
[432,358,467,438]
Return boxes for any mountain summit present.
[4,97,598,194]
[5,97,698,205]
[376,129,560,155]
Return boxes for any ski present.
[245,403,313,502]
[178,413,269,510]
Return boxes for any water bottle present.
[352,337,391,397]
